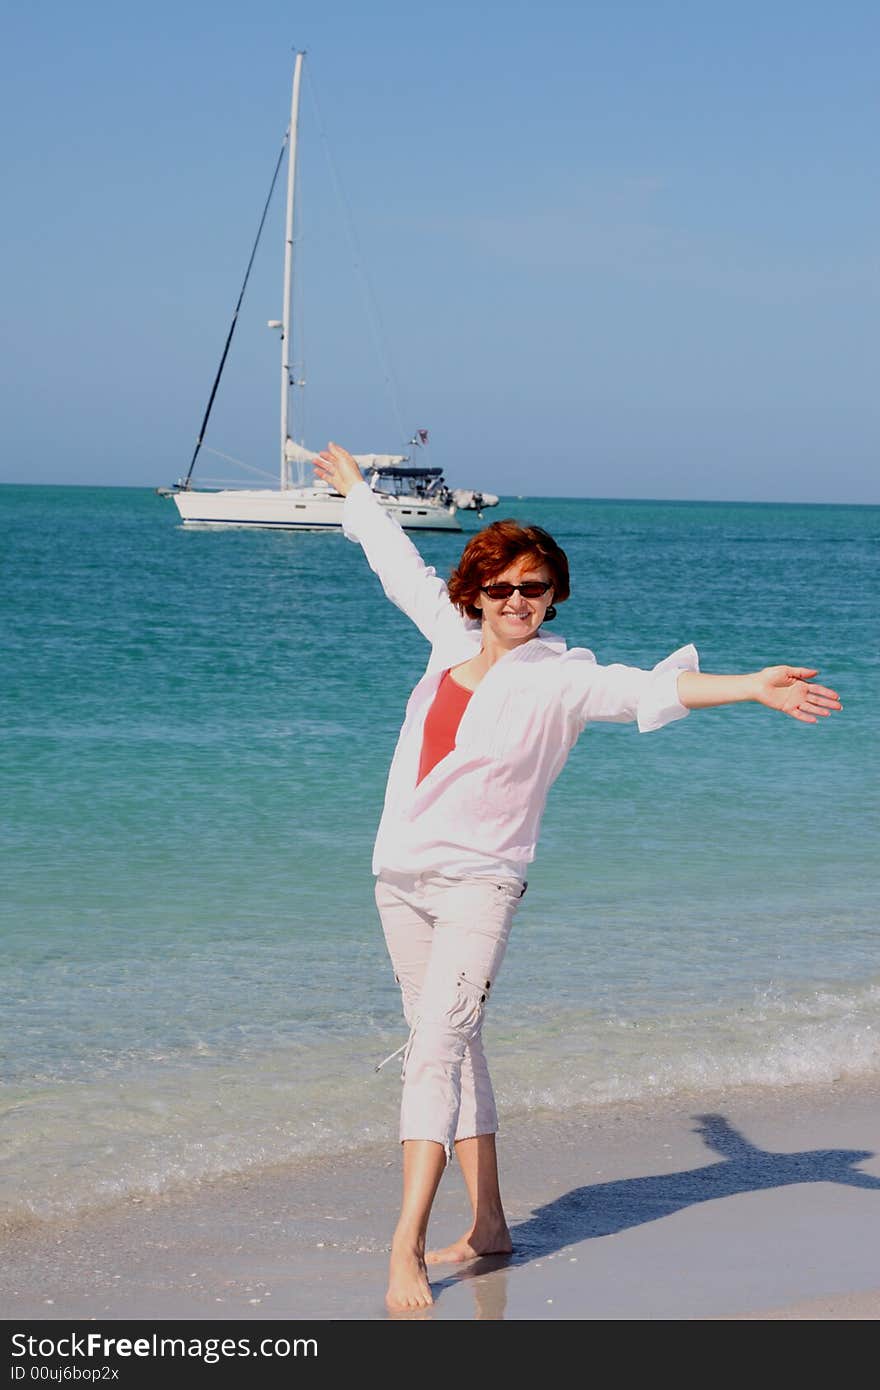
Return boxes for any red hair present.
[447,520,570,621]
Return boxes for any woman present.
[314,442,841,1312]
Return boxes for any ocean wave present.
[2,978,879,1229]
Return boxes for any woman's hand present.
[313,442,364,497]
[753,666,842,723]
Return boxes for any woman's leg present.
[413,878,520,1264]
[398,881,516,1153]
[375,874,440,1309]
[424,1011,511,1263]
[456,1033,497,1142]
[387,1139,446,1309]
[375,874,521,1303]
[426,1135,512,1265]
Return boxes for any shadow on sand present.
[426,1112,880,1318]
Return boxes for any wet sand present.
[3,1078,879,1321]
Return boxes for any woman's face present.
[474,554,554,647]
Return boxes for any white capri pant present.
[374,870,526,1163]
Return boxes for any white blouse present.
[343,481,699,880]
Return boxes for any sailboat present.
[160,52,489,532]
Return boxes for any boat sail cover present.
[284,440,406,469]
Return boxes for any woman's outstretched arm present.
[558,647,841,735]
[314,441,370,499]
[677,667,842,723]
[314,442,462,645]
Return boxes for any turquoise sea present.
[1,485,877,1227]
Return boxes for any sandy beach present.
[3,1077,879,1321]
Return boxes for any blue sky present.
[1,1,877,500]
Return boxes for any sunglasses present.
[480,581,553,600]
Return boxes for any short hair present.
[447,519,570,621]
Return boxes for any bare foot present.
[386,1239,434,1311]
[426,1223,512,1265]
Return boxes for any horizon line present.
[0,481,876,508]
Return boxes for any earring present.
[543,604,557,622]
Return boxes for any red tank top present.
[416,668,473,785]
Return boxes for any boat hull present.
[171,488,461,532]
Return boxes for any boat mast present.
[280,51,304,489]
